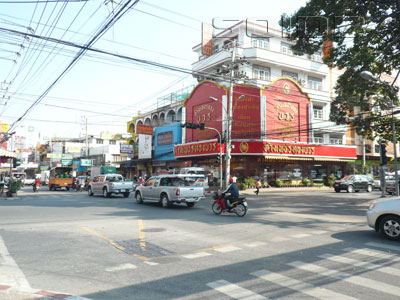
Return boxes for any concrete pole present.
[225,45,236,188]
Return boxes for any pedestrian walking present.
[254,180,261,195]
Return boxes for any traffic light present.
[181,122,205,130]
[380,143,388,166]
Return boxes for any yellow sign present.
[239,142,249,153]
[1,123,8,132]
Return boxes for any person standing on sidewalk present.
[255,179,261,195]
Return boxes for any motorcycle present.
[76,183,85,192]
[32,183,39,192]
[212,192,248,217]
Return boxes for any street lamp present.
[210,94,244,187]
[360,70,399,196]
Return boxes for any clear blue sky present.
[0,0,306,148]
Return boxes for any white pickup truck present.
[88,173,133,198]
[135,174,206,208]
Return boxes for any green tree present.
[281,1,400,141]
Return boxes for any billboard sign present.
[81,159,92,166]
[138,134,152,159]
[136,124,153,135]
[120,144,134,154]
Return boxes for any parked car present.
[334,175,374,193]
[367,199,400,240]
[135,174,206,208]
[88,174,133,198]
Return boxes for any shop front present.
[174,139,356,185]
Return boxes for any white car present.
[367,198,400,240]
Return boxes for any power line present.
[8,0,140,131]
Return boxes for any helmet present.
[229,177,236,183]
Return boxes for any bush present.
[302,177,311,186]
[328,174,336,187]
[7,179,23,196]
[275,179,282,187]
[239,183,247,190]
[244,177,254,188]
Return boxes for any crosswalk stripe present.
[366,242,400,252]
[214,246,241,253]
[182,252,211,259]
[207,280,268,300]
[289,261,400,297]
[105,263,136,272]
[245,242,267,248]
[320,254,400,277]
[251,269,358,300]
[291,233,311,238]
[344,247,400,261]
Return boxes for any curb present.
[0,285,92,300]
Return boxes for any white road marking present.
[144,261,159,266]
[207,279,268,300]
[289,261,400,297]
[251,269,358,300]
[182,252,211,259]
[320,253,400,277]
[269,236,289,242]
[245,242,267,248]
[344,247,400,261]
[366,242,400,252]
[309,230,328,235]
[105,263,137,272]
[214,246,241,253]
[0,235,32,290]
[291,233,311,238]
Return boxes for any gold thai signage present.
[264,142,315,155]
[174,141,222,157]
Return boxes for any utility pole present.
[85,117,88,157]
[225,44,236,188]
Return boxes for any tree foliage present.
[281,0,400,141]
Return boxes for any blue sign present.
[154,123,182,161]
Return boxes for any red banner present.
[231,141,356,158]
[174,140,224,157]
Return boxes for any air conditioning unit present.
[297,79,306,86]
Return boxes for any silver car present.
[367,198,400,240]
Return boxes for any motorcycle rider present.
[223,177,239,209]
[33,177,41,192]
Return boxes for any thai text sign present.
[231,141,356,158]
[120,144,134,154]
[174,140,223,157]
[157,131,173,145]
[136,124,153,135]
[81,159,92,166]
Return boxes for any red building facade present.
[175,79,356,184]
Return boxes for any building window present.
[365,144,372,154]
[96,139,103,144]
[314,135,324,144]
[308,76,323,91]
[281,42,293,55]
[310,51,322,62]
[375,144,380,154]
[282,70,298,81]
[253,66,271,81]
[252,36,269,49]
[109,140,116,145]
[330,137,343,145]
[313,106,323,119]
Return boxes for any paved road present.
[0,187,399,299]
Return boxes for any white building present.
[191,21,348,146]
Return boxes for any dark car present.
[334,175,374,193]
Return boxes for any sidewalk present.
[207,186,332,195]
